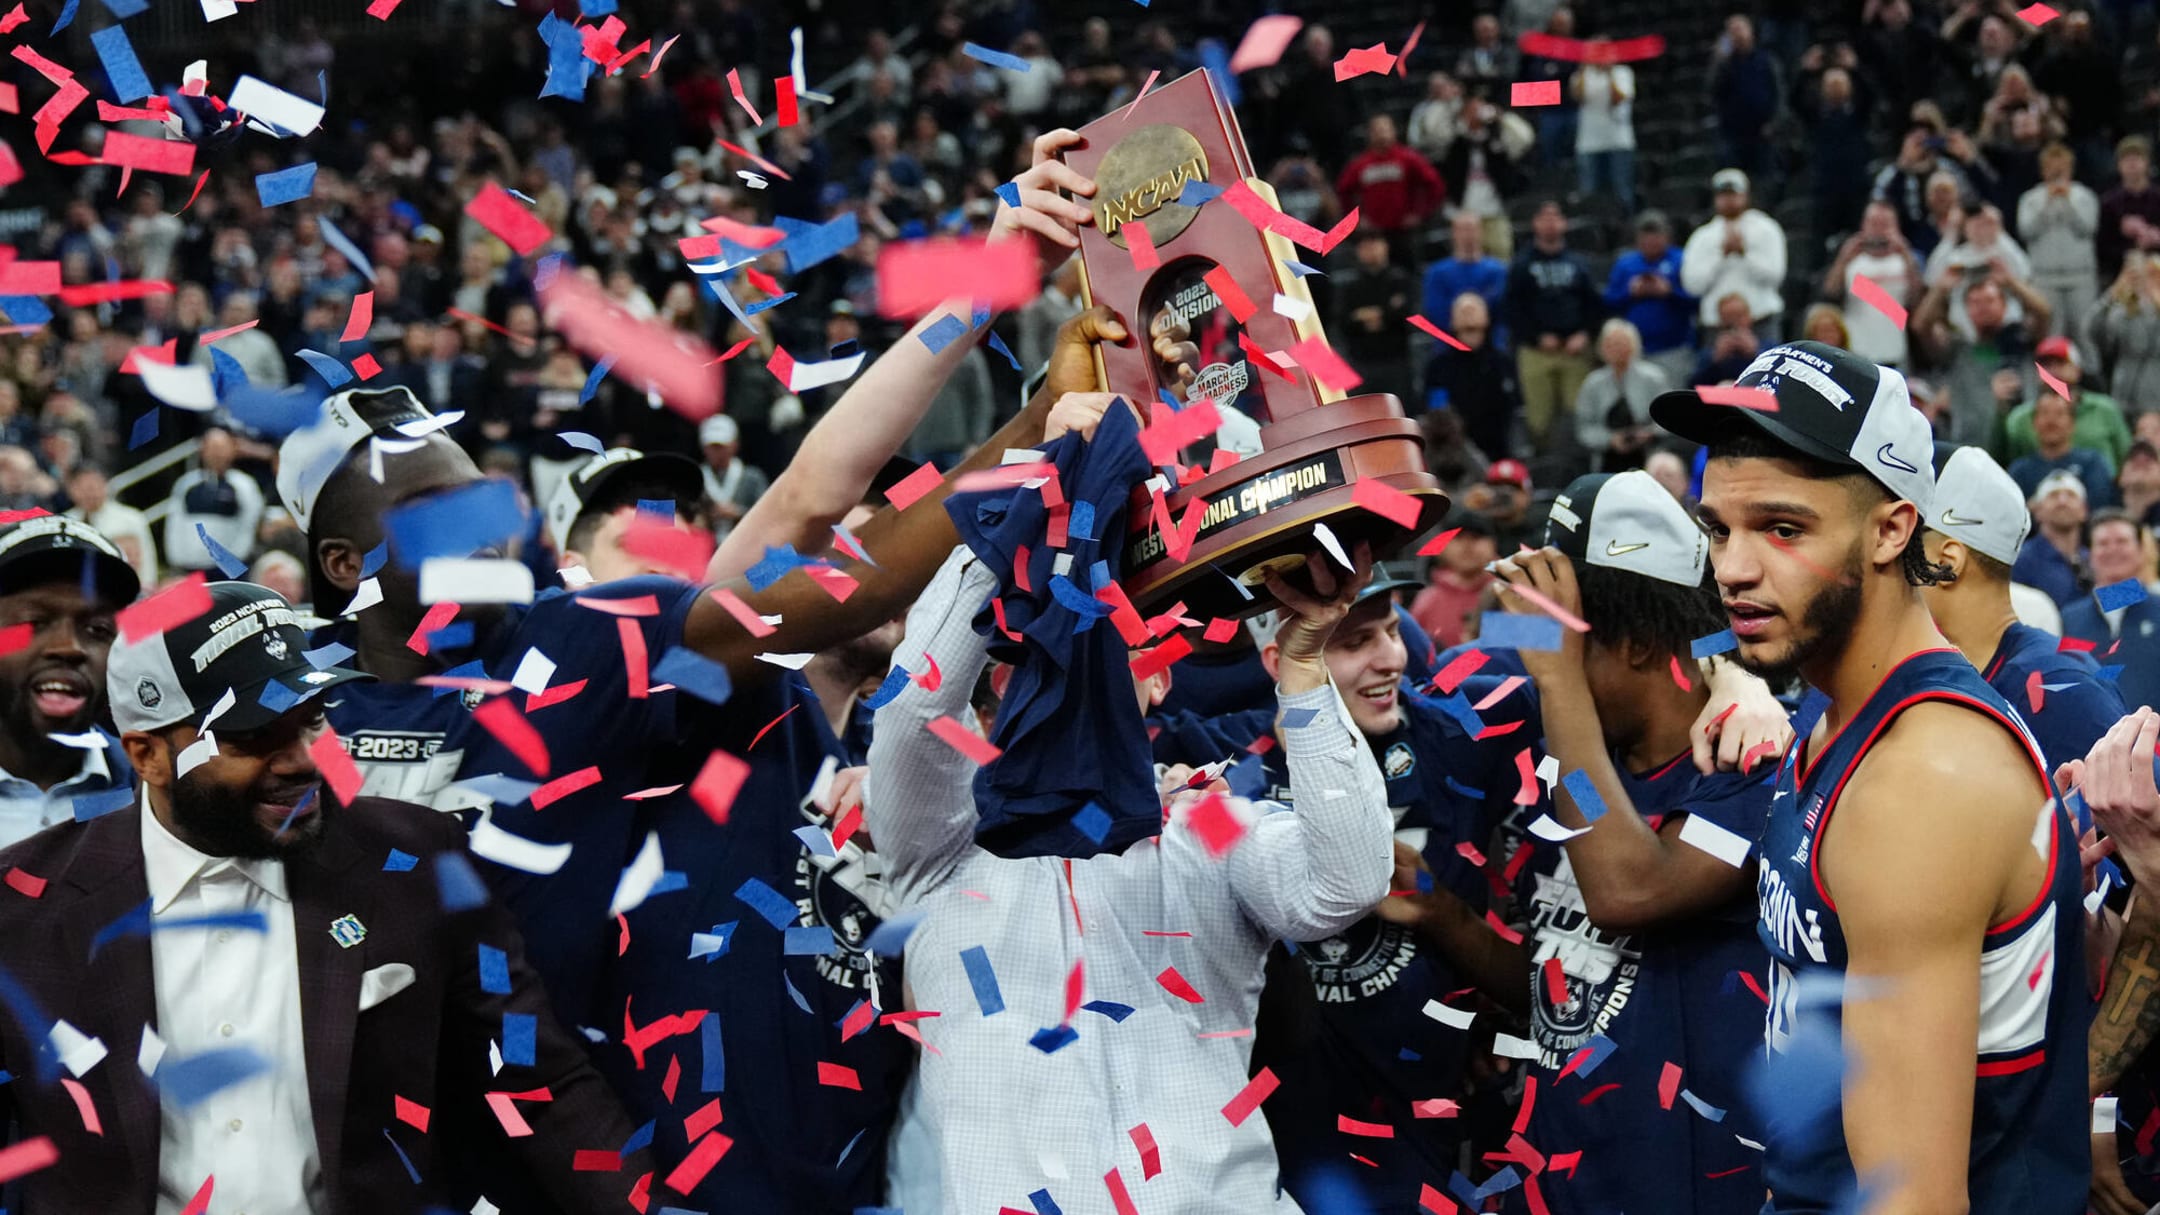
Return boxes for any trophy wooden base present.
[1120,394,1450,619]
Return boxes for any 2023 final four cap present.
[106,581,370,735]
[1649,340,1936,515]
[1544,469,1708,588]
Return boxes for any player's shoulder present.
[1854,699,2046,816]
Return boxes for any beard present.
[1734,547,1867,687]
[168,768,329,861]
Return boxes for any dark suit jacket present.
[0,795,647,1214]
[2062,597,2160,713]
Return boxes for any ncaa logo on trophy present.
[1059,70,1449,616]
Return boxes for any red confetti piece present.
[1739,739,1780,772]
[726,67,763,124]
[1408,314,1471,351]
[1419,1183,1458,1213]
[689,749,750,824]
[1849,274,1907,328]
[531,766,602,810]
[1474,718,1527,740]
[538,269,721,420]
[406,600,461,655]
[1657,1061,1682,1110]
[661,1054,681,1102]
[775,74,799,125]
[447,307,519,341]
[1433,648,1488,695]
[1131,634,1192,682]
[526,679,587,713]
[1221,1066,1279,1126]
[1129,1123,1162,1179]
[886,460,944,511]
[1395,20,1426,76]
[876,239,1039,319]
[1351,477,1424,529]
[2036,361,2072,400]
[1125,218,1160,272]
[816,1061,861,1090]
[1502,577,1592,633]
[1541,956,1567,1007]
[1690,384,1781,412]
[0,5,24,33]
[1511,80,1562,106]
[1514,1075,1540,1136]
[1202,265,1256,323]
[0,623,31,658]
[718,138,791,180]
[310,729,363,805]
[840,1000,877,1043]
[2059,635,2097,653]
[706,587,777,638]
[178,1175,213,1215]
[340,291,374,343]
[350,352,382,381]
[1337,1114,1395,1137]
[1514,747,1541,806]
[927,716,1001,765]
[622,519,716,583]
[1185,791,1248,858]
[60,1077,99,1134]
[1332,43,1397,81]
[617,617,649,699]
[473,698,551,778]
[1156,965,1204,1003]
[365,0,401,18]
[663,1130,734,1194]
[1136,397,1224,466]
[1519,31,1667,63]
[831,802,864,851]
[1737,968,1769,1005]
[1203,617,1239,644]
[117,572,210,642]
[2026,669,2045,714]
[1578,1082,1622,1105]
[1669,654,1694,691]
[465,181,553,255]
[1105,1168,1140,1215]
[394,1095,430,1131]
[1412,1098,1460,1119]
[3,867,44,898]
[1240,332,1296,382]
[101,130,195,175]
[2017,2,2059,25]
[685,1097,724,1141]
[2,1138,64,1186]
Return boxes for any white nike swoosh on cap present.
[1605,540,1650,556]
[1938,509,1985,526]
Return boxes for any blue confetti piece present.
[794,824,838,858]
[918,313,972,355]
[90,26,152,104]
[734,877,797,930]
[970,302,993,329]
[1278,707,1320,730]
[304,642,356,671]
[1679,1088,1727,1121]
[620,1119,655,1155]
[962,41,1032,71]
[783,925,837,955]
[317,219,377,283]
[960,945,1005,1016]
[985,329,1022,372]
[1281,258,1324,278]
[1560,769,1607,822]
[1082,999,1134,1022]
[360,540,390,579]
[51,0,78,34]
[744,543,815,591]
[560,431,606,454]
[537,10,593,102]
[100,0,148,15]
[456,774,538,806]
[478,944,510,994]
[651,647,734,705]
[159,1047,272,1108]
[1047,576,1112,626]
[128,409,159,450]
[295,349,353,389]
[1069,500,1096,541]
[254,163,318,208]
[2098,578,2148,611]
[1479,612,1563,652]
[435,852,490,912]
[257,679,301,715]
[382,1128,422,1185]
[1432,692,1485,736]
[1177,181,1223,208]
[1471,1166,1523,1201]
[220,384,328,438]
[506,189,538,206]
[1028,1024,1078,1053]
[578,354,617,406]
[1414,867,1434,894]
[783,970,814,1014]
[1568,1033,1618,1077]
[701,1014,724,1090]
[651,870,687,896]
[74,786,136,823]
[207,347,249,399]
[188,523,246,579]
[501,1013,536,1066]
[863,666,911,711]
[1028,1188,1065,1215]
[635,499,674,522]
[863,907,924,956]
[1074,802,1112,844]
[384,849,418,872]
[384,477,527,569]
[578,0,616,17]
[776,212,860,275]
[1691,629,1738,659]
[1440,772,1485,800]
[424,623,474,652]
[994,181,1022,209]
[690,920,735,960]
[2068,786,2091,834]
[745,292,797,316]
[0,296,52,327]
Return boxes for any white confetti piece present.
[49,1020,108,1077]
[420,558,536,605]
[1492,1032,1540,1060]
[343,577,384,618]
[607,830,665,917]
[1422,998,1476,1029]
[1271,292,1312,323]
[510,648,557,696]
[470,815,573,875]
[1678,813,1753,867]
[1527,814,1592,842]
[228,74,325,135]
[137,361,218,411]
[137,1024,166,1076]
[756,652,816,671]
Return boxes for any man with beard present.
[1652,340,2086,1215]
[0,581,646,1212]
[0,514,140,847]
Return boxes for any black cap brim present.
[0,546,141,608]
[1649,386,1860,471]
[203,664,373,734]
[583,453,705,515]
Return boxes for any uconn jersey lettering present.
[1755,649,2086,1214]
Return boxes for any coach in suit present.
[0,581,647,1214]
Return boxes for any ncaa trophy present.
[1059,69,1449,616]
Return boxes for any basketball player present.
[1651,341,2087,1214]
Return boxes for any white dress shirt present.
[1679,209,1789,325]
[141,793,323,1215]
[866,553,1393,1214]
[0,740,120,849]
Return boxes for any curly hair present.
[1574,560,1728,667]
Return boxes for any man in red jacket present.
[1336,114,1446,260]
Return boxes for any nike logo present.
[1605,540,1650,556]
[1876,444,1919,474]
[1939,509,1985,527]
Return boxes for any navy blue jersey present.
[1756,648,2086,1215]
[1982,621,2126,773]
[1151,691,1521,1211]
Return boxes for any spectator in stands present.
[2100,136,2160,281]
[1520,8,1581,169]
[2002,336,2130,472]
[247,549,308,606]
[1462,458,1536,550]
[1690,293,1764,386]
[1575,318,1671,472]
[1018,260,1085,377]
[2119,440,2160,528]
[1859,0,1948,124]
[2029,10,2124,182]
[1913,265,2051,447]
[1058,17,1124,121]
[2089,252,2160,409]
[1335,115,1445,260]
[2007,389,2121,507]
[2019,142,2101,349]
[1943,7,2032,124]
[1455,14,1522,98]
[1709,14,1781,183]
[1268,26,1358,174]
[1407,73,1464,164]
[1977,67,2063,204]
[1424,292,1520,459]
[2061,512,2160,707]
[1801,302,1851,347]
[1424,212,1510,349]
[63,463,156,588]
[1437,94,1528,260]
[1823,200,1924,368]
[1409,511,1496,646]
[1000,31,1060,120]
[1792,56,1878,247]
[1505,201,1602,452]
[1681,169,1787,343]
[1331,230,1417,402]
[1604,211,1696,385]
[698,415,770,543]
[162,427,263,575]
[0,382,38,456]
[1572,40,1638,217]
[1926,204,2033,334]
[1266,154,1344,233]
[1873,120,1995,257]
[2013,468,2093,605]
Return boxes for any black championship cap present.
[0,513,141,607]
[1649,340,1936,513]
[543,448,706,552]
[106,581,370,734]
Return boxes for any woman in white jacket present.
[2018,141,2100,354]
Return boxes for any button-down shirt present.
[141,791,322,1215]
[866,553,1393,1214]
[0,733,128,849]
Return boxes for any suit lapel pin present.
[328,913,367,948]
